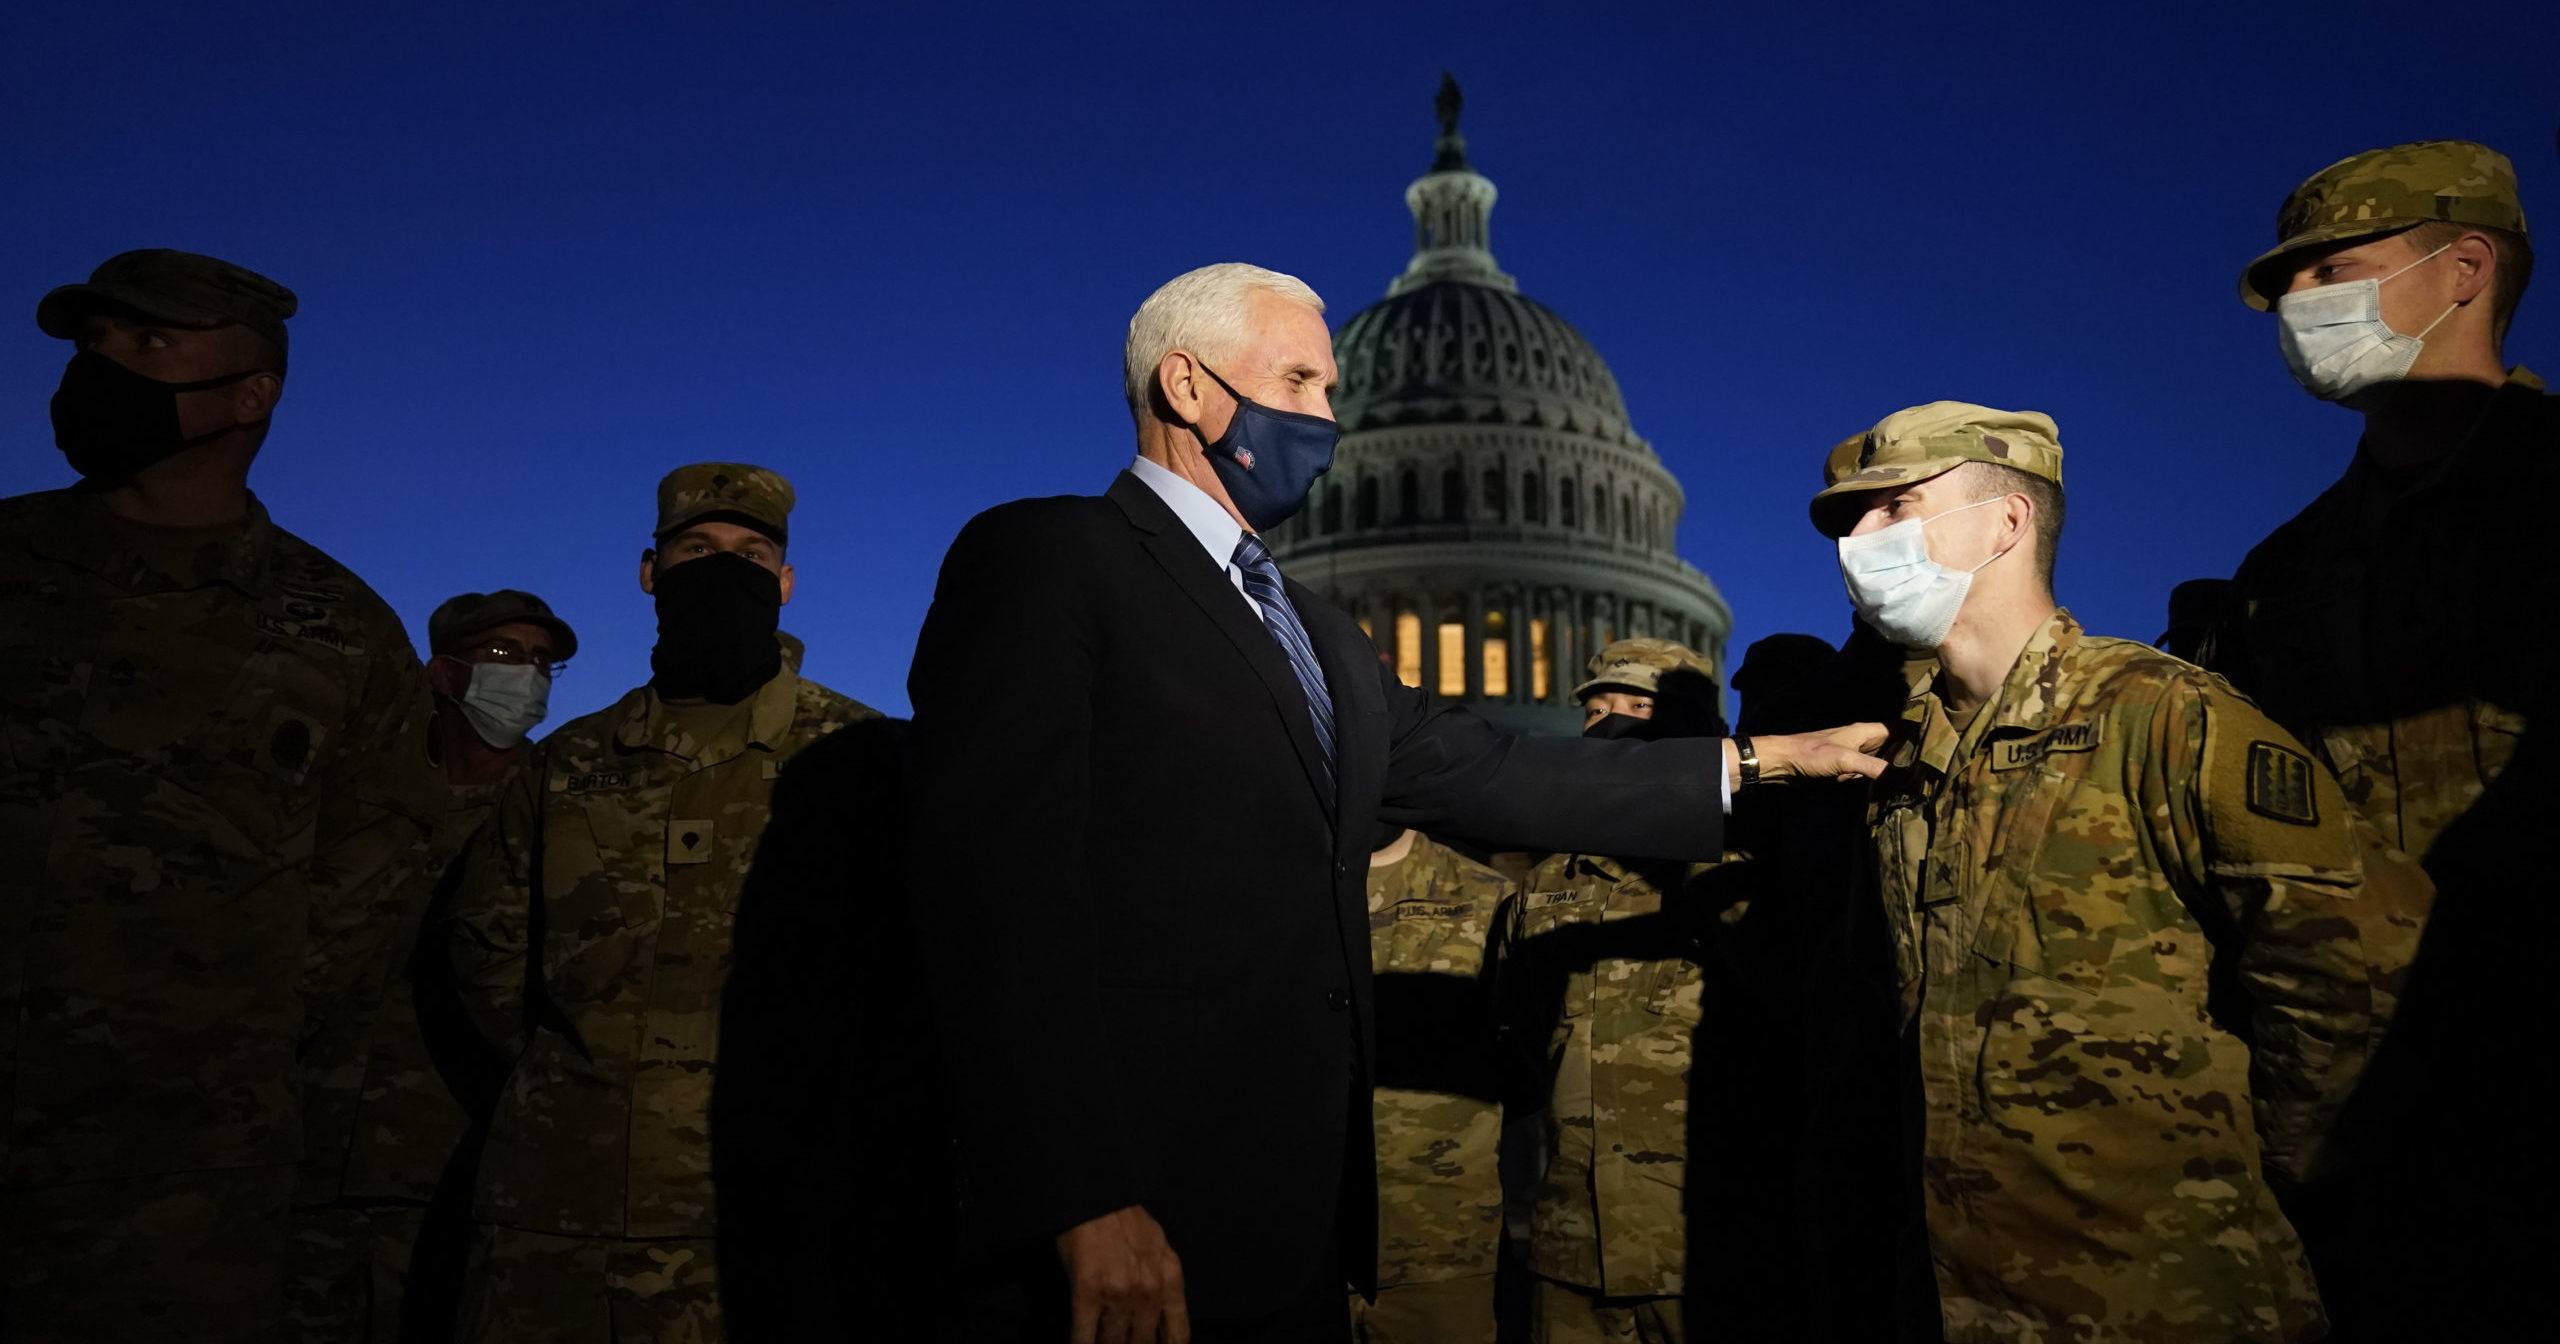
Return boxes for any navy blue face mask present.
[1187,363,1341,530]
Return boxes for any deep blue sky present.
[5,3,2553,722]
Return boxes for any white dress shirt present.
[1128,454,1262,619]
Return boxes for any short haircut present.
[1123,263,1325,424]
[1959,461,2063,589]
[2400,219,2534,347]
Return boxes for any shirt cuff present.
[1720,740,1733,814]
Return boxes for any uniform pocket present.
[537,785,658,994]
[1518,891,1597,1018]
[1640,958,1703,1022]
[1969,767,2123,992]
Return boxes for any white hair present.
[1123,262,1325,423]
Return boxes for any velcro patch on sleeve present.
[2201,692,2354,872]
[2244,741,2319,825]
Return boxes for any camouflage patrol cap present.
[1572,637,1717,703]
[1809,401,2064,537]
[2239,140,2528,310]
[36,249,297,366]
[427,589,579,661]
[655,462,794,544]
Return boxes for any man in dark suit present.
[907,263,1885,1344]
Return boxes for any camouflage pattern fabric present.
[288,782,504,1340]
[1572,637,1718,702]
[286,1202,430,1341]
[1507,849,1728,1304]
[36,247,299,359]
[654,462,795,543]
[2223,370,2554,862]
[1811,401,2064,535]
[460,1222,719,1344]
[338,784,500,1202]
[1529,1278,1682,1344]
[2239,139,2527,308]
[1348,1273,1500,1344]
[448,635,874,1333]
[1871,608,2427,1343]
[0,489,442,1336]
[1366,835,1511,1290]
[2210,368,2558,1336]
[0,1164,296,1343]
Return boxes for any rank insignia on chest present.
[2245,740,2319,825]
[668,818,716,865]
[1989,721,2100,771]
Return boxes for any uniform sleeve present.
[294,637,444,1187]
[445,748,545,1054]
[299,638,444,1058]
[2160,679,2430,1186]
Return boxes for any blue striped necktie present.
[1231,533,1337,804]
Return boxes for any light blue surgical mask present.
[1835,495,2009,650]
[2275,242,2458,409]
[455,661,550,748]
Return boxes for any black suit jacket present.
[906,471,1727,1316]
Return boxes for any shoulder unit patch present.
[2244,740,2319,825]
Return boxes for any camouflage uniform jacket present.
[1510,848,1733,1298]
[451,636,876,1238]
[0,489,442,1189]
[1366,835,1512,1287]
[2220,368,2557,862]
[1873,609,2424,1343]
[331,781,500,1203]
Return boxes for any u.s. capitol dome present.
[1267,76,1731,734]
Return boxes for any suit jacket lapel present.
[1108,472,1334,814]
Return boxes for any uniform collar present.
[1978,608,2083,737]
[1901,608,2082,778]
[2339,364,2548,509]
[615,631,806,763]
[25,488,277,595]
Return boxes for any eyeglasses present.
[456,640,567,678]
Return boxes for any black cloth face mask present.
[51,348,263,482]
[1582,712,1665,743]
[650,551,783,704]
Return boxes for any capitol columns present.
[1417,587,1442,698]
[1495,586,1515,706]
[1461,587,1484,700]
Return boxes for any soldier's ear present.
[777,562,795,606]
[2448,231,2498,306]
[423,654,469,699]
[638,549,659,595]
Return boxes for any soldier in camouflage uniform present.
[0,250,445,1341]
[1506,638,1736,1344]
[448,464,878,1343]
[1812,402,2427,1343]
[294,591,579,1339]
[1352,826,1515,1344]
[2214,140,2552,1340]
